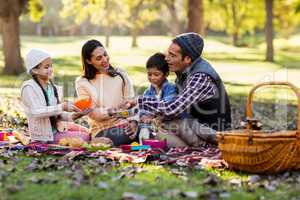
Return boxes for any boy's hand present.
[72,108,93,121]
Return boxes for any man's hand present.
[124,120,138,140]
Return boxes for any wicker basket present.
[217,81,300,174]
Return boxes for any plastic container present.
[120,144,150,152]
[142,139,167,150]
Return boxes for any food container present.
[142,139,167,150]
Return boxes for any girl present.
[75,39,137,146]
[21,49,90,143]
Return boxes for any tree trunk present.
[265,0,274,62]
[105,27,111,48]
[1,12,24,74]
[231,2,239,46]
[187,0,204,35]
[232,31,239,46]
[35,23,42,36]
[166,0,180,36]
[131,28,138,48]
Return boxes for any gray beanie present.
[173,32,204,61]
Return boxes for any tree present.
[28,0,44,35]
[61,0,125,47]
[187,0,204,35]
[124,0,160,47]
[0,0,27,75]
[163,0,180,36]
[273,0,300,38]
[206,0,264,46]
[265,0,274,62]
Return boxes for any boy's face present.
[147,67,168,88]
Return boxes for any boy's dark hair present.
[146,53,169,75]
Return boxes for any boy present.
[140,52,178,123]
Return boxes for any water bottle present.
[139,123,151,144]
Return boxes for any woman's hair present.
[81,39,126,94]
[30,67,60,130]
[146,52,169,75]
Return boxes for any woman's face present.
[87,46,110,71]
[33,57,53,80]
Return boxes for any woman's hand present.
[62,101,81,112]
[72,108,93,121]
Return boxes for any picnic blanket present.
[1,141,227,169]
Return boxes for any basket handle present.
[246,81,300,135]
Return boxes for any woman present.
[21,49,90,143]
[75,39,137,146]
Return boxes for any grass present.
[1,155,299,200]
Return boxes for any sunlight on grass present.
[1,35,300,98]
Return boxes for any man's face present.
[165,42,191,73]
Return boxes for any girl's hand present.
[62,101,81,112]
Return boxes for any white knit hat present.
[25,49,51,74]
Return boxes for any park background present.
[0,0,300,199]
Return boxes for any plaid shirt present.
[138,73,216,118]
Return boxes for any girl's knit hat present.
[25,49,51,74]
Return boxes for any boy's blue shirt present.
[141,79,189,119]
[143,79,177,102]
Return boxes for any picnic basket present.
[217,81,300,174]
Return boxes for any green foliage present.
[274,0,300,38]
[28,0,45,22]
[205,0,265,44]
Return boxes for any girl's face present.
[87,47,110,72]
[33,57,53,80]
[147,67,168,88]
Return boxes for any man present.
[124,32,231,147]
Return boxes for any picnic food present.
[83,137,112,151]
[90,137,113,147]
[74,98,92,111]
[13,131,30,145]
[58,137,86,148]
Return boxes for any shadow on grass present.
[21,36,91,44]
[275,50,300,69]
[53,56,81,69]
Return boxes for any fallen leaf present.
[163,189,181,198]
[202,174,219,186]
[122,192,146,200]
[180,191,198,198]
[97,181,109,190]
[248,175,261,184]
